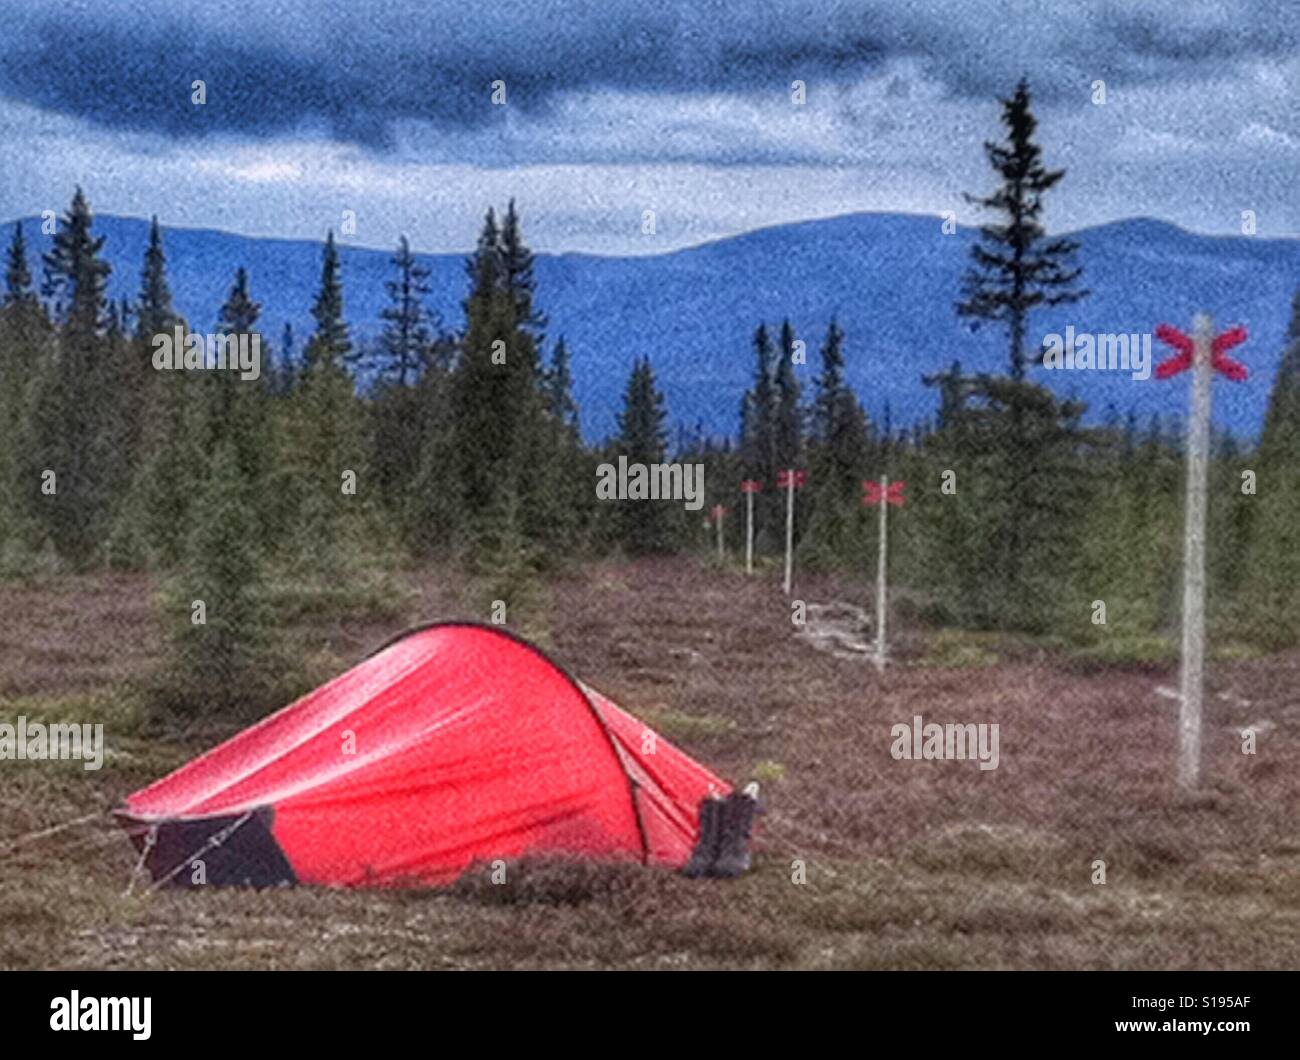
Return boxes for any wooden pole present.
[1178,313,1213,791]
[745,489,754,575]
[875,474,888,670]
[783,471,794,596]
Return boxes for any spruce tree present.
[545,336,579,430]
[0,223,49,557]
[28,188,116,563]
[773,318,804,471]
[958,79,1087,379]
[157,433,273,719]
[803,318,870,566]
[615,356,672,554]
[739,324,778,548]
[1241,289,1300,645]
[500,198,545,341]
[377,234,433,386]
[136,217,177,340]
[451,207,550,559]
[303,230,351,371]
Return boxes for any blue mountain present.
[8,212,1298,441]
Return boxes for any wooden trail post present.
[1153,314,1248,791]
[740,480,761,574]
[863,476,906,670]
[777,469,806,595]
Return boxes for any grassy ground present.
[2,557,1298,970]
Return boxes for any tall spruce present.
[135,217,177,340]
[958,79,1087,380]
[801,318,870,567]
[545,336,579,430]
[615,356,672,554]
[1242,288,1300,645]
[0,223,48,555]
[303,230,351,371]
[280,234,367,573]
[28,188,116,562]
[377,234,433,386]
[773,318,804,470]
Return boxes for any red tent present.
[118,624,729,888]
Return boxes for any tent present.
[116,623,730,888]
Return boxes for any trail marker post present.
[740,480,762,574]
[776,469,806,595]
[1153,314,1248,792]
[709,504,727,560]
[863,476,906,671]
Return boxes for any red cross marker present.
[862,479,907,507]
[1154,323,1248,381]
[739,479,762,493]
[776,469,807,489]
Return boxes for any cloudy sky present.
[1,0,1296,255]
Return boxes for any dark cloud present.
[0,0,1292,151]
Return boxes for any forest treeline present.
[1,81,1297,716]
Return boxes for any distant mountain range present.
[8,211,1298,441]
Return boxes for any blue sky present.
[1,0,1296,254]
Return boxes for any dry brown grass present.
[1,556,1298,969]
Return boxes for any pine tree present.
[376,234,433,386]
[136,217,177,340]
[615,356,672,554]
[275,322,297,395]
[303,230,351,371]
[802,319,870,568]
[27,188,117,563]
[4,222,37,310]
[773,318,804,471]
[500,198,545,341]
[0,223,50,557]
[1241,289,1300,646]
[278,236,368,575]
[545,336,579,430]
[156,433,274,719]
[208,267,269,484]
[451,206,551,560]
[958,79,1087,380]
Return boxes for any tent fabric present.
[118,623,730,887]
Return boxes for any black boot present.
[712,788,758,878]
[681,795,723,878]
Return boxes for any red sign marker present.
[740,479,762,494]
[776,469,807,489]
[1155,323,1248,382]
[862,479,906,507]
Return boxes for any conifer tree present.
[802,319,870,566]
[156,433,274,718]
[615,356,672,554]
[958,79,1087,379]
[27,188,116,563]
[773,318,804,472]
[376,234,433,386]
[1241,289,1300,645]
[303,231,351,371]
[280,235,367,574]
[0,223,50,556]
[545,337,579,430]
